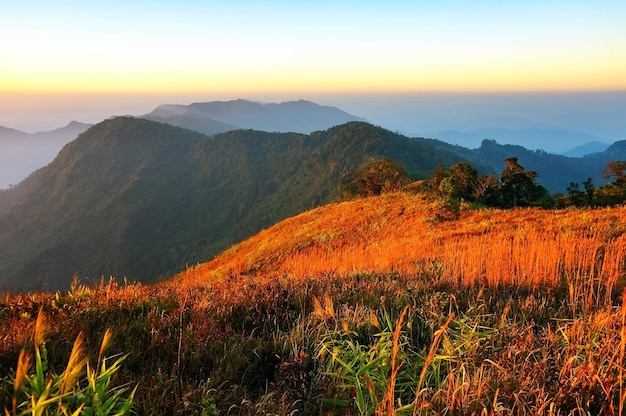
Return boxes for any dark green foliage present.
[567,181,585,206]
[564,162,626,207]
[340,157,409,197]
[500,157,551,208]
[583,177,596,206]
[428,158,552,209]
[430,138,624,195]
[439,161,479,200]
[0,119,465,292]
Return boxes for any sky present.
[0,0,625,134]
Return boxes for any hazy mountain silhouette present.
[0,117,465,292]
[428,127,612,155]
[0,121,91,188]
[562,141,610,158]
[0,100,362,189]
[142,99,366,135]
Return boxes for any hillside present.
[0,118,467,292]
[2,193,625,414]
[178,192,626,290]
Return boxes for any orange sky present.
[1,1,625,135]
[2,1,625,96]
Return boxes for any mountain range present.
[2,99,619,190]
[1,101,626,292]
[142,98,367,135]
[428,127,611,155]
[0,100,364,189]
[0,117,468,292]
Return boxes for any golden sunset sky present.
[1,0,625,131]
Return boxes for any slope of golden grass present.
[4,193,626,415]
[177,192,626,298]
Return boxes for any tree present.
[446,162,479,200]
[430,164,447,191]
[602,161,626,183]
[594,182,626,207]
[566,182,584,206]
[342,157,409,198]
[583,177,595,206]
[473,174,501,205]
[500,157,550,208]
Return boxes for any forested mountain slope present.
[425,137,626,193]
[0,118,465,292]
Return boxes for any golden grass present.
[3,192,626,415]
[177,193,626,303]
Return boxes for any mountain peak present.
[142,99,365,135]
[66,120,88,128]
[0,120,466,291]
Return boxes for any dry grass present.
[1,192,626,414]
[180,193,626,304]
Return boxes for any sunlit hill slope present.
[3,192,626,414]
[177,191,626,295]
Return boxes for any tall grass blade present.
[413,313,454,415]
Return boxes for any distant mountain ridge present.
[0,99,365,189]
[2,99,622,190]
[562,141,610,157]
[0,117,467,292]
[142,99,367,135]
[0,121,91,188]
[428,127,613,155]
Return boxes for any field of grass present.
[2,192,626,415]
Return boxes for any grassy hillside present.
[2,192,626,415]
[180,192,626,293]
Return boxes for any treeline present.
[343,157,626,210]
[562,161,626,208]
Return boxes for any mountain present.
[174,190,626,288]
[471,139,608,193]
[142,99,366,135]
[0,117,467,292]
[0,121,91,189]
[427,127,612,155]
[587,140,626,160]
[424,137,623,194]
[562,140,610,157]
[0,125,29,140]
[0,99,361,190]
